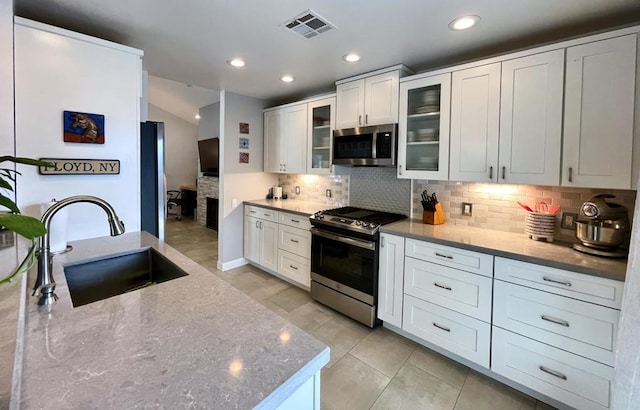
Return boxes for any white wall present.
[0,0,13,162]
[14,19,142,241]
[218,91,277,269]
[148,104,198,190]
[198,102,220,141]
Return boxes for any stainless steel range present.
[309,207,407,327]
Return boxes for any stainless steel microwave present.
[332,123,398,167]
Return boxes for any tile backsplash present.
[277,174,349,207]
[349,167,411,215]
[413,180,637,242]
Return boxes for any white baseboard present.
[217,257,248,271]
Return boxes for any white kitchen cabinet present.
[397,73,451,180]
[336,67,409,129]
[377,233,405,328]
[562,34,637,189]
[244,206,278,272]
[449,63,501,182]
[307,97,335,175]
[264,103,308,173]
[449,50,564,185]
[492,327,614,410]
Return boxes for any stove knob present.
[355,220,362,226]
[361,222,369,228]
[370,222,379,229]
[317,213,324,219]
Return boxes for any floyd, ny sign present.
[39,158,120,175]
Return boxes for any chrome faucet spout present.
[33,195,126,306]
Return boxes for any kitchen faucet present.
[32,195,126,306]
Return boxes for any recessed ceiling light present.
[449,15,480,30]
[228,58,245,67]
[195,113,201,120]
[342,53,360,62]
[281,75,294,83]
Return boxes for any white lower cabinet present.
[377,233,405,328]
[403,295,490,367]
[244,206,311,289]
[492,327,614,410]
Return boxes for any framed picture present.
[63,111,105,144]
[239,122,249,134]
[239,152,249,164]
[239,137,249,149]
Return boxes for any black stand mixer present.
[573,194,630,258]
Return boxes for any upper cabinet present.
[562,34,637,189]
[335,65,412,129]
[307,97,336,175]
[264,103,308,174]
[449,50,564,185]
[397,73,451,180]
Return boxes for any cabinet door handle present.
[290,219,300,223]
[539,366,567,381]
[432,322,451,332]
[434,252,453,260]
[489,166,493,180]
[365,114,368,125]
[433,282,452,291]
[289,265,299,270]
[255,220,259,228]
[399,165,403,176]
[358,115,362,126]
[290,239,299,244]
[541,315,570,327]
[501,166,506,180]
[542,276,572,287]
[568,167,573,183]
[381,236,385,248]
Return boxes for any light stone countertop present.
[11,231,329,409]
[382,219,627,282]
[244,199,331,216]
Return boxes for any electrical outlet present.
[462,202,473,216]
[561,212,578,229]
[295,186,301,195]
[326,189,332,198]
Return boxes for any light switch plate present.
[462,202,472,216]
[295,186,301,195]
[326,189,332,198]
[561,212,578,229]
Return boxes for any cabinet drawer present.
[244,205,278,222]
[278,250,310,288]
[492,327,613,410]
[279,212,312,230]
[404,257,492,322]
[278,224,311,259]
[405,239,493,277]
[402,294,490,368]
[495,257,624,309]
[493,280,619,366]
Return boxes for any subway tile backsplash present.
[277,174,349,208]
[413,180,637,242]
[349,167,411,215]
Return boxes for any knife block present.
[422,203,445,225]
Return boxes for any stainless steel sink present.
[63,248,188,307]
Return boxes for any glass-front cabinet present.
[397,73,451,180]
[307,96,336,174]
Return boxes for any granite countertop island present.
[382,219,627,281]
[6,232,329,409]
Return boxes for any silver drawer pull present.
[542,276,572,287]
[290,239,299,243]
[434,252,453,260]
[250,210,257,214]
[290,219,300,223]
[432,322,451,332]
[289,265,299,270]
[433,282,452,291]
[541,315,570,327]
[539,366,567,381]
[264,213,271,217]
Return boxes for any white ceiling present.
[13,0,640,107]
[147,76,219,125]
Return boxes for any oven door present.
[310,227,378,299]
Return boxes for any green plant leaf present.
[0,156,54,168]
[0,214,46,239]
[0,195,20,214]
[0,238,38,285]
[0,178,11,190]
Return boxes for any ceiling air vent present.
[281,10,336,39]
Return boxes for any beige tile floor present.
[165,218,557,410]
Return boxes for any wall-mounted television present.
[198,138,219,177]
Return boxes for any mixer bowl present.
[575,221,627,249]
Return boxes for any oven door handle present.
[310,228,376,250]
